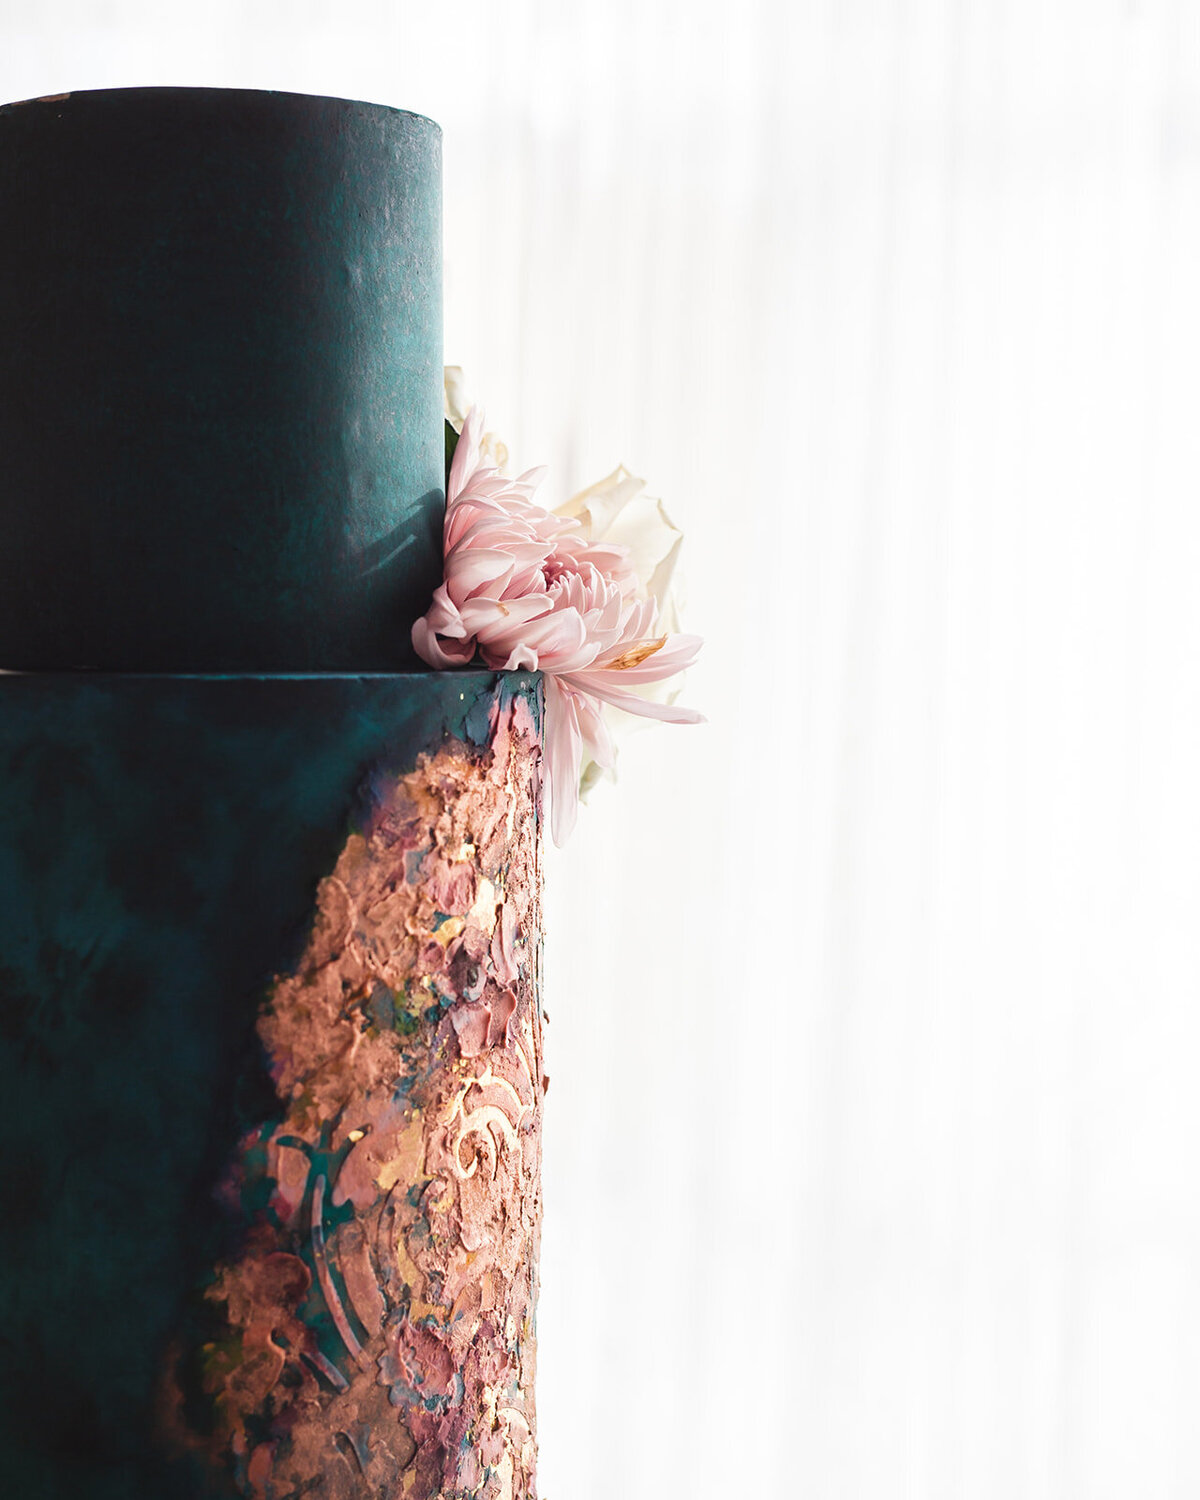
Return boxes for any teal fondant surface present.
[0,671,540,1497]
[0,89,443,670]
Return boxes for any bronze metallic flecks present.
[162,694,544,1498]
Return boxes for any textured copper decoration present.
[161,693,544,1498]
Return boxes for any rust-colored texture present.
[163,692,544,1498]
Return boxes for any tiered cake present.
[0,88,543,1498]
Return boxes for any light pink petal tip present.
[447,405,485,504]
[543,678,583,846]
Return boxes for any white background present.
[4,3,1200,1495]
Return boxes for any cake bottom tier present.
[0,672,544,1499]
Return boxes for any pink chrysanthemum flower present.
[413,407,703,843]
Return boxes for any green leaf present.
[444,418,459,490]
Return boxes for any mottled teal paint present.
[0,669,541,1497]
[0,88,444,670]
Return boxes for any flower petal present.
[543,677,583,846]
[447,405,484,504]
[572,688,616,771]
[467,593,554,641]
[449,547,521,597]
[561,667,705,724]
[412,616,477,669]
[590,632,704,681]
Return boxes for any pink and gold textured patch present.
[162,692,544,1499]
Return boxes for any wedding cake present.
[0,88,543,1499]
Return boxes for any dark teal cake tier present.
[0,671,543,1497]
[0,88,443,671]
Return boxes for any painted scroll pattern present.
[162,693,544,1498]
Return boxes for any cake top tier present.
[0,87,444,671]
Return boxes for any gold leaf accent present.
[432,915,465,948]
[606,635,666,670]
